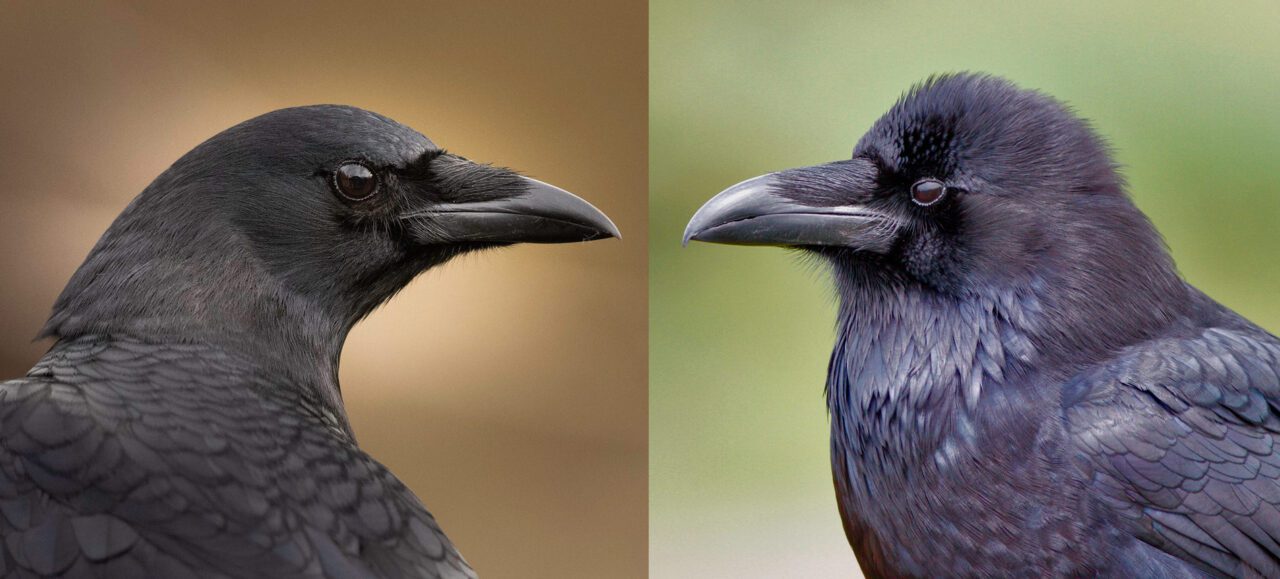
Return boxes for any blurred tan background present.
[0,1,646,577]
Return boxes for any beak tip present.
[603,220,622,241]
[580,214,620,241]
[680,227,698,247]
[681,174,778,248]
[510,176,621,244]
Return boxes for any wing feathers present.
[1070,326,1280,576]
[0,337,474,578]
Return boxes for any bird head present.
[44,105,618,346]
[685,74,1188,360]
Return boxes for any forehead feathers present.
[854,73,1119,195]
[188,105,436,173]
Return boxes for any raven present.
[0,105,618,578]
[684,74,1280,577]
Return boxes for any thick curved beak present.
[683,164,895,251]
[410,175,619,244]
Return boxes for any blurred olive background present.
[0,2,645,577]
[651,1,1280,577]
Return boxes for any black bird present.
[0,105,618,578]
[684,74,1280,577]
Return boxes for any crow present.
[684,73,1280,577]
[0,105,618,578]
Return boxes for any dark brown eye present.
[911,178,946,206]
[333,162,379,201]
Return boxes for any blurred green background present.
[650,1,1280,577]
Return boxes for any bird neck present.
[827,274,1045,468]
[40,218,358,433]
[826,243,1191,474]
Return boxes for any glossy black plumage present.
[685,74,1280,577]
[0,105,616,577]
[1,336,470,578]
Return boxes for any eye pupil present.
[911,179,946,206]
[335,162,378,200]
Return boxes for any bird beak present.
[683,161,895,252]
[407,170,620,245]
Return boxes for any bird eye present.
[333,162,379,201]
[910,179,946,206]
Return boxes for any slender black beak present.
[406,173,619,245]
[683,161,896,252]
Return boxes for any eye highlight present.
[333,162,379,201]
[910,178,946,206]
